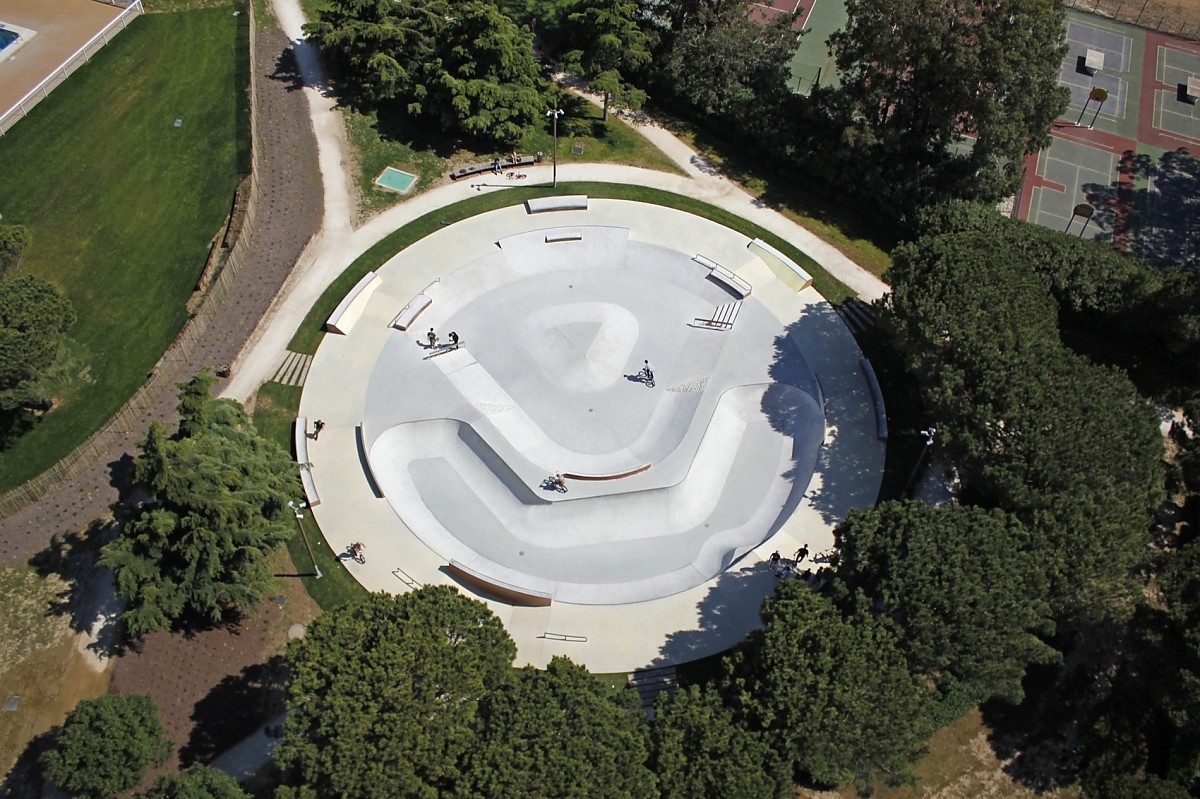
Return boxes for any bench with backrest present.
[448,154,539,180]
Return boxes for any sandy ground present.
[0,0,123,116]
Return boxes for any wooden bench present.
[694,300,741,330]
[293,416,321,506]
[748,238,813,291]
[526,195,588,213]
[325,271,380,335]
[563,463,651,481]
[448,154,539,180]
[859,358,888,441]
[390,295,432,331]
[693,255,752,298]
[448,561,552,607]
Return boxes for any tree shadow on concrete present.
[1084,148,1200,269]
[28,520,127,660]
[648,562,779,668]
[766,306,887,528]
[180,655,287,768]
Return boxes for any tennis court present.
[1027,137,1121,239]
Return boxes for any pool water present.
[0,29,19,51]
[374,166,417,193]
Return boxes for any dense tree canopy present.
[724,583,930,788]
[651,684,788,799]
[306,0,543,141]
[0,223,31,276]
[563,0,654,118]
[101,372,298,635]
[883,229,1164,607]
[655,0,796,127]
[835,501,1058,704]
[139,766,250,798]
[462,656,656,798]
[823,0,1068,212]
[41,693,170,799]
[276,588,517,799]
[0,274,76,413]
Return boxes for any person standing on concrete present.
[427,328,438,348]
[313,419,325,440]
[794,545,809,565]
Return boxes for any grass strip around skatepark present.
[288,182,845,355]
[0,6,248,490]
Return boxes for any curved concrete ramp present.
[368,384,823,604]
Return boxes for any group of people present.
[769,545,827,586]
[426,328,460,350]
[490,151,522,175]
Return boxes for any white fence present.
[0,0,144,136]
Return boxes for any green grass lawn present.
[290,182,847,355]
[252,382,368,610]
[348,94,685,220]
[0,5,248,491]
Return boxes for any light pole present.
[288,500,322,579]
[905,427,936,497]
[546,108,564,187]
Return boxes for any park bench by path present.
[293,416,321,506]
[449,560,553,606]
[448,154,539,181]
[693,254,752,298]
[694,300,741,330]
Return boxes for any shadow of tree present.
[649,563,780,667]
[0,729,54,799]
[180,655,287,767]
[1084,148,1200,269]
[28,520,127,660]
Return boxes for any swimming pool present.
[0,22,35,65]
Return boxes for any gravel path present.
[0,27,323,564]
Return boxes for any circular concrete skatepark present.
[300,196,885,673]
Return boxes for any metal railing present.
[1067,0,1200,41]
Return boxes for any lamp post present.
[905,427,936,497]
[546,108,564,187]
[288,500,322,579]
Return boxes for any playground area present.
[297,198,885,672]
[1017,11,1200,267]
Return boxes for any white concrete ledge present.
[545,230,583,243]
[294,416,321,506]
[325,271,380,335]
[859,358,888,441]
[526,195,588,213]
[391,294,432,331]
[749,238,813,291]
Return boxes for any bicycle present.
[542,474,568,493]
[505,172,528,180]
[347,542,366,564]
[638,367,655,388]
